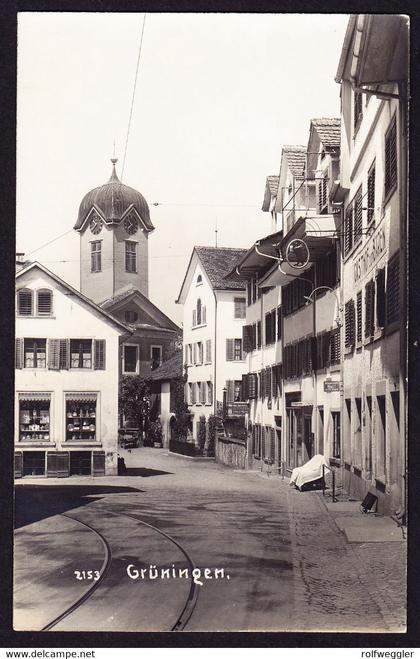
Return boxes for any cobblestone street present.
[15,448,406,632]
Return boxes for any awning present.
[18,392,51,401]
[65,393,98,402]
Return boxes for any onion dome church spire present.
[75,159,154,304]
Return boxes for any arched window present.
[125,310,138,323]
[17,289,33,316]
[196,298,202,325]
[37,289,53,315]
[196,274,202,285]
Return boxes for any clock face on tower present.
[124,214,138,235]
[89,212,103,235]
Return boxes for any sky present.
[17,12,349,326]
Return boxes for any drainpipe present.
[213,288,218,417]
[260,277,264,471]
[398,80,408,519]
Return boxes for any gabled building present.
[334,14,408,514]
[100,286,180,377]
[176,246,248,439]
[15,262,131,477]
[226,231,283,471]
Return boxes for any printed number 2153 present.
[74,570,100,581]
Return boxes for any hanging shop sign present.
[290,401,313,408]
[353,225,386,283]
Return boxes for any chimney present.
[16,253,25,271]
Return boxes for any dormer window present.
[17,289,33,316]
[37,290,52,315]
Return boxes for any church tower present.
[74,159,154,304]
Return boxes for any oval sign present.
[285,238,310,269]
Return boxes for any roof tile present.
[195,246,247,290]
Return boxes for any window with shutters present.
[36,289,53,315]
[265,311,275,345]
[242,325,252,354]
[386,254,400,325]
[17,289,33,316]
[91,241,102,273]
[207,381,213,405]
[345,300,355,349]
[123,344,138,374]
[125,241,137,273]
[353,186,363,245]
[367,161,376,225]
[18,394,51,442]
[70,339,92,368]
[365,280,375,338]
[24,339,47,368]
[316,248,339,290]
[59,339,69,370]
[277,307,282,340]
[354,90,363,133]
[283,274,313,317]
[233,338,242,360]
[65,394,97,441]
[205,339,211,363]
[234,380,242,402]
[257,321,262,348]
[318,172,328,214]
[234,297,246,319]
[384,116,397,200]
[356,291,363,344]
[376,268,386,329]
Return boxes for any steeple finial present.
[109,157,120,182]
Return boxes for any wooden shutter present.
[226,339,234,361]
[356,291,362,343]
[206,339,211,363]
[48,339,60,370]
[242,325,252,354]
[59,339,69,369]
[385,118,397,197]
[365,281,375,338]
[15,338,23,369]
[386,256,400,324]
[248,373,256,399]
[330,329,340,365]
[47,452,70,478]
[277,307,282,340]
[92,451,106,476]
[14,452,23,479]
[367,163,376,224]
[226,380,234,403]
[257,321,262,348]
[94,340,106,370]
[344,205,353,255]
[354,187,363,242]
[345,300,355,348]
[192,309,196,327]
[241,374,248,400]
[265,367,272,398]
[376,268,386,328]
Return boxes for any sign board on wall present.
[353,225,386,283]
[324,380,341,392]
[227,402,249,417]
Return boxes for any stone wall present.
[215,434,247,470]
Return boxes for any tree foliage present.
[119,375,151,430]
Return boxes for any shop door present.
[303,415,313,462]
[70,451,92,476]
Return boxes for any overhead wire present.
[121,13,147,181]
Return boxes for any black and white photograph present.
[13,12,408,634]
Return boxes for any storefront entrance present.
[286,393,313,470]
